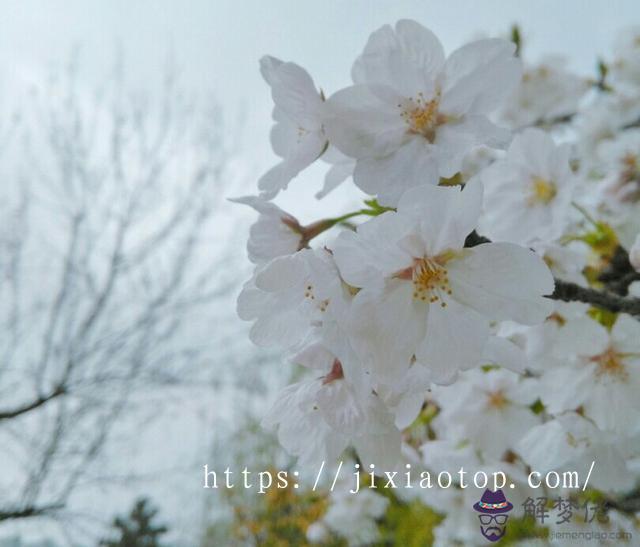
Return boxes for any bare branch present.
[0,385,66,421]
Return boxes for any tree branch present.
[0,503,63,522]
[551,280,640,316]
[0,385,66,421]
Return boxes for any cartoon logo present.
[473,488,513,542]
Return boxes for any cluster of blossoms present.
[236,20,640,546]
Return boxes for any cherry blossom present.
[332,182,554,384]
[323,20,521,205]
[231,196,303,264]
[476,128,577,246]
[259,56,327,198]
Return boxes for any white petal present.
[260,56,324,126]
[415,296,490,384]
[354,430,402,471]
[258,130,327,197]
[349,281,426,384]
[289,339,336,372]
[333,213,413,288]
[316,162,353,199]
[441,39,521,115]
[398,180,483,255]
[353,137,440,206]
[229,195,285,217]
[516,418,576,471]
[448,243,555,324]
[351,19,445,97]
[324,84,407,159]
[612,313,640,354]
[263,380,349,467]
[254,253,307,292]
[236,280,267,321]
[552,316,609,358]
[434,116,510,177]
[482,335,527,374]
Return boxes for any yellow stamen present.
[399,92,448,142]
[590,347,628,380]
[528,177,557,206]
[486,390,508,409]
[411,256,453,305]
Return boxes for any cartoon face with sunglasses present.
[473,489,513,542]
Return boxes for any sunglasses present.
[479,514,508,525]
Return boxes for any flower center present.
[527,177,557,206]
[590,347,628,381]
[395,252,458,306]
[412,257,452,306]
[304,283,328,312]
[621,153,640,182]
[611,152,640,201]
[322,359,344,385]
[486,390,508,409]
[399,93,447,142]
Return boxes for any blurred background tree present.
[100,498,168,547]
[0,56,250,543]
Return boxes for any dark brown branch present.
[0,503,63,522]
[0,385,66,421]
[597,245,640,295]
[551,280,640,316]
[622,116,640,131]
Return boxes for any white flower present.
[539,314,640,436]
[306,522,329,544]
[500,301,590,373]
[230,196,303,264]
[259,56,327,198]
[431,368,541,459]
[332,182,554,385]
[262,358,401,469]
[323,19,521,206]
[595,128,640,202]
[575,91,640,159]
[476,128,576,246]
[534,242,588,285]
[458,145,501,181]
[237,248,338,348]
[516,413,633,493]
[430,488,485,547]
[319,486,389,546]
[631,233,640,272]
[499,57,589,129]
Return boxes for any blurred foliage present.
[530,398,545,415]
[232,484,336,546]
[405,402,438,449]
[510,24,522,57]
[587,307,618,330]
[203,476,344,546]
[377,496,443,546]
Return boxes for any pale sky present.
[2,0,639,182]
